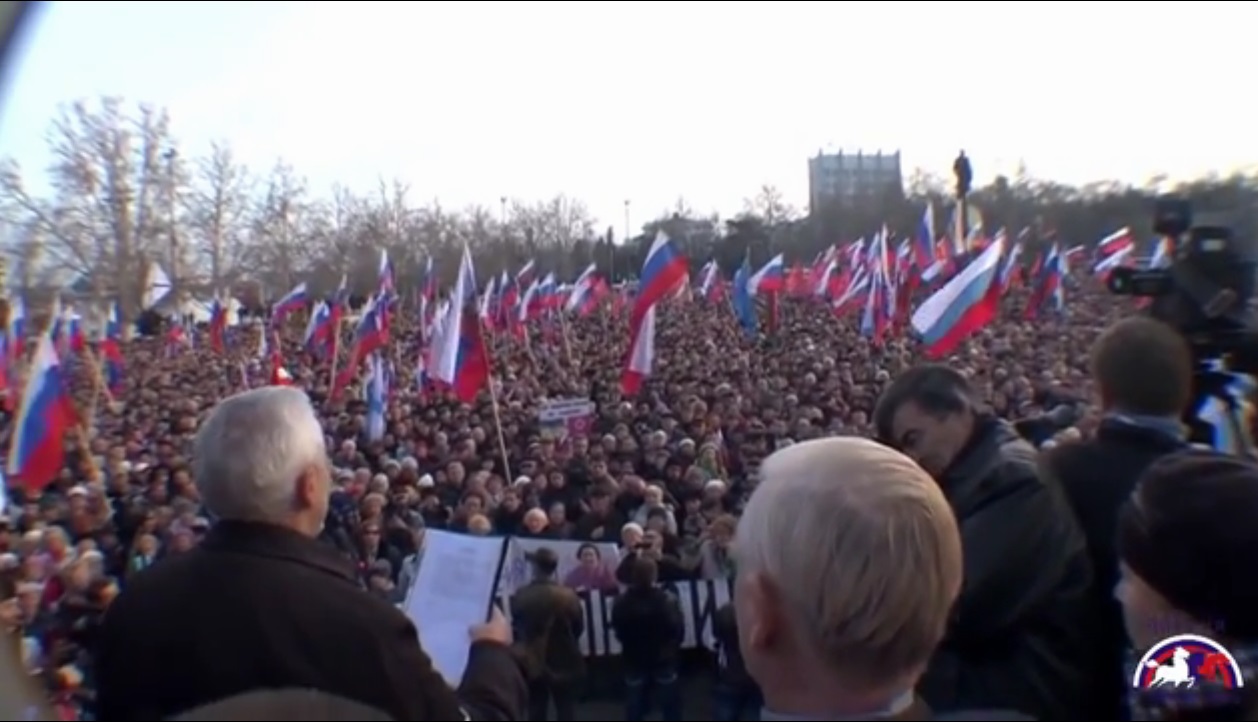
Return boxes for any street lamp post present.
[617,199,632,282]
[499,197,509,269]
[623,199,631,243]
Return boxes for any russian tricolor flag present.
[270,282,308,325]
[911,233,1006,358]
[7,334,77,493]
[331,295,390,397]
[915,202,937,270]
[101,303,125,394]
[51,303,86,358]
[1096,226,1134,258]
[364,353,388,441]
[1025,244,1068,319]
[208,297,229,353]
[6,298,25,362]
[748,253,785,295]
[377,249,396,297]
[431,245,489,403]
[565,264,606,316]
[622,232,688,394]
[302,301,332,355]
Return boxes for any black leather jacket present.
[917,416,1100,720]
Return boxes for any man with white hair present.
[96,387,528,721]
[733,437,1028,721]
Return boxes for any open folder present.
[0,634,53,721]
[400,530,508,686]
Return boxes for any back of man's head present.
[735,437,962,700]
[1092,316,1193,417]
[193,387,327,531]
[1119,449,1258,642]
[629,556,658,589]
[170,689,394,721]
[527,547,559,578]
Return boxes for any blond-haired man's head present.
[734,437,962,716]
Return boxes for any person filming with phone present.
[615,529,690,585]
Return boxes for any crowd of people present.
[1,269,1255,722]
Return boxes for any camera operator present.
[1040,316,1194,717]
[873,364,1096,720]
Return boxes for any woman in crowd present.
[562,543,618,592]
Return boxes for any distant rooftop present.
[812,148,900,158]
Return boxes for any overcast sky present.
[0,0,1251,228]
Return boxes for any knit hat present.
[1117,450,1258,640]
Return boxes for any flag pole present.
[521,319,537,366]
[71,341,109,483]
[478,313,513,483]
[63,364,102,485]
[557,310,577,370]
[73,421,101,483]
[81,343,114,426]
[327,314,344,396]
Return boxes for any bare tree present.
[376,178,409,245]
[409,200,462,277]
[187,142,253,293]
[250,160,321,293]
[371,178,416,279]
[743,184,797,226]
[459,205,492,246]
[12,96,1258,302]
[671,196,696,219]
[311,183,365,282]
[0,98,179,310]
[8,223,47,294]
[505,195,595,276]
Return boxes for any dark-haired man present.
[873,364,1096,720]
[1041,315,1195,716]
[610,557,684,722]
[510,548,585,721]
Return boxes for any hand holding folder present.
[401,531,510,686]
[470,605,511,646]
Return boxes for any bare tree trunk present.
[164,148,179,306]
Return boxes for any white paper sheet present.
[402,530,506,686]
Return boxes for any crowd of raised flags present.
[0,207,1167,504]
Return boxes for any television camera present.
[1107,198,1258,453]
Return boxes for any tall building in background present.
[808,149,903,214]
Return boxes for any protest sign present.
[496,536,620,596]
[537,397,595,441]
